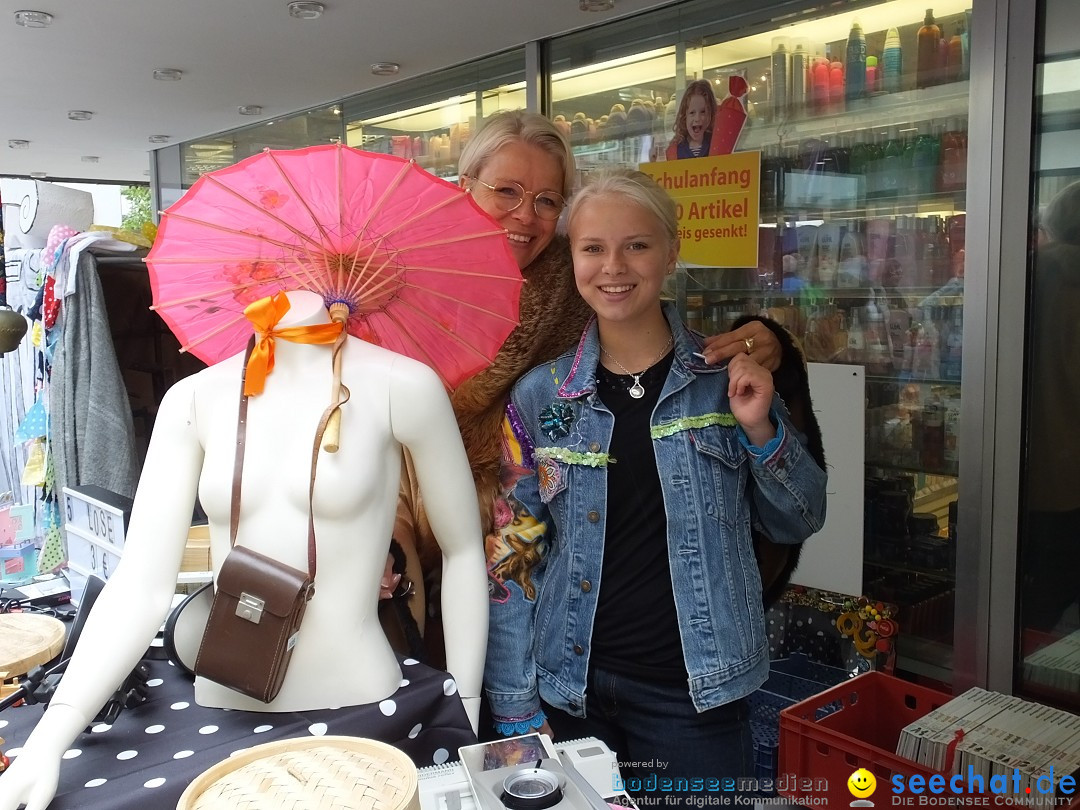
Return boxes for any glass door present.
[1016,0,1080,713]
[552,0,975,683]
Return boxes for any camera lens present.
[501,767,563,810]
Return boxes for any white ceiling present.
[0,0,676,184]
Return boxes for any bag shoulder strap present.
[231,336,334,579]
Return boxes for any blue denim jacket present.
[485,303,827,728]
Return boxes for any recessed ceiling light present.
[8,139,30,149]
[14,10,53,27]
[370,62,400,76]
[238,105,263,116]
[81,155,100,163]
[29,171,47,179]
[579,0,614,10]
[68,110,93,121]
[287,1,324,19]
[148,135,171,144]
[153,68,183,81]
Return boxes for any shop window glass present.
[1017,0,1080,712]
[551,0,975,684]
[343,50,525,180]
[180,104,342,188]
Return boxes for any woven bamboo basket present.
[176,735,420,810]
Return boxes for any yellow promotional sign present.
[640,150,761,268]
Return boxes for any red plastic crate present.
[777,672,1080,809]
[777,671,945,805]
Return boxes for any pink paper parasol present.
[146,143,522,390]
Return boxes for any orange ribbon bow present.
[243,293,344,396]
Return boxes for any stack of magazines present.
[1023,629,1080,695]
[897,687,1080,793]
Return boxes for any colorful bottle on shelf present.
[939,116,967,192]
[846,307,866,364]
[917,8,942,88]
[849,129,875,198]
[829,60,845,111]
[946,25,963,83]
[771,37,791,121]
[922,392,945,469]
[882,27,903,93]
[838,220,868,289]
[880,125,905,198]
[865,55,879,94]
[910,120,939,196]
[791,38,810,114]
[845,20,867,103]
[812,53,831,113]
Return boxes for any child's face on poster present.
[686,93,711,144]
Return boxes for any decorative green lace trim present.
[534,447,614,467]
[651,412,736,439]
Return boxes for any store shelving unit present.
[553,0,973,681]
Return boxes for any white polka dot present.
[170,702,190,710]
[442,678,458,697]
[433,748,450,765]
[147,678,164,687]
[117,750,139,761]
[144,777,167,789]
[198,725,219,735]
[308,722,328,736]
[379,699,397,716]
[402,657,419,666]
[0,720,7,730]
[145,724,165,734]
[174,750,195,759]
[5,748,21,757]
[231,749,247,757]
[91,723,113,733]
[399,678,410,688]
[807,617,813,624]
[62,749,82,760]
[85,778,107,788]
[408,723,422,739]
[253,724,274,734]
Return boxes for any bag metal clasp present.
[237,592,265,624]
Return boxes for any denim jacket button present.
[573,644,585,655]
[580,580,592,593]
[588,441,601,453]
[587,510,600,522]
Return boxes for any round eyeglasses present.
[468,177,566,221]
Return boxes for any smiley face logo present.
[848,768,877,800]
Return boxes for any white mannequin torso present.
[0,291,488,810]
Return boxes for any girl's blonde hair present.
[567,168,679,246]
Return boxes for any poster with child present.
[664,74,749,160]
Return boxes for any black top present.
[589,349,687,684]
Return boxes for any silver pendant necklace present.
[600,334,674,399]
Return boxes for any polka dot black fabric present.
[0,656,474,809]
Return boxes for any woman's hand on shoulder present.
[699,320,781,371]
[727,353,776,446]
